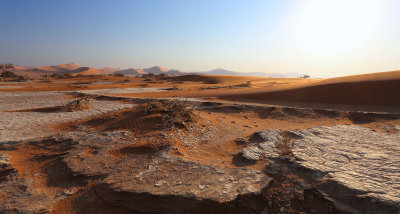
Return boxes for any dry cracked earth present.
[1,90,400,214]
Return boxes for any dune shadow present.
[7,106,64,113]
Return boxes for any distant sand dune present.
[220,71,400,107]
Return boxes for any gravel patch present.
[0,91,133,143]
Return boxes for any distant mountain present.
[206,68,237,75]
[116,68,146,76]
[97,67,121,75]
[115,66,182,76]
[166,69,181,75]
[9,63,309,78]
[190,68,309,78]
[143,66,169,75]
[283,72,308,78]
[10,63,184,77]
[246,72,286,78]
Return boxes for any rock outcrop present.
[0,131,271,213]
[241,125,400,214]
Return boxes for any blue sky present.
[1,0,399,76]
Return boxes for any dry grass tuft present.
[275,131,294,160]
[64,97,91,112]
[144,100,196,129]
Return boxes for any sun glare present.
[294,0,382,55]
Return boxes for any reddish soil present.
[2,72,400,213]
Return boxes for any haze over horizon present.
[1,0,400,77]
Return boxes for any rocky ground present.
[1,89,400,214]
[0,91,133,142]
[241,125,400,214]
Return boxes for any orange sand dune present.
[314,70,400,85]
[35,63,79,72]
[54,63,81,71]
[219,71,400,107]
[65,67,100,75]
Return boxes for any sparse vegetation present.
[50,73,61,79]
[0,64,16,81]
[156,73,167,78]
[275,131,294,160]
[234,81,252,87]
[141,73,155,78]
[62,73,73,79]
[161,100,196,129]
[114,73,124,77]
[144,101,163,115]
[141,73,167,79]
[145,100,196,129]
[203,79,220,84]
[64,97,91,112]
[17,75,27,82]
[41,75,51,82]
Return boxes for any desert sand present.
[1,71,400,214]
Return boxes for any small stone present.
[154,180,168,187]
[216,169,225,174]
[198,184,206,190]
[222,183,233,194]
[217,177,226,183]
[246,185,258,193]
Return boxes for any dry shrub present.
[64,97,91,112]
[203,79,220,84]
[235,81,252,87]
[144,100,196,129]
[275,131,294,160]
[144,102,164,115]
[162,100,196,129]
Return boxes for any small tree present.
[114,73,124,77]
[0,64,16,81]
[42,74,50,82]
[142,73,155,78]
[62,73,72,79]
[50,73,60,79]
[17,75,27,82]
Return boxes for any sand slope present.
[65,67,100,75]
[220,71,400,107]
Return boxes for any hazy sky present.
[1,0,399,77]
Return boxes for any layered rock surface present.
[241,125,400,214]
[0,131,271,214]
